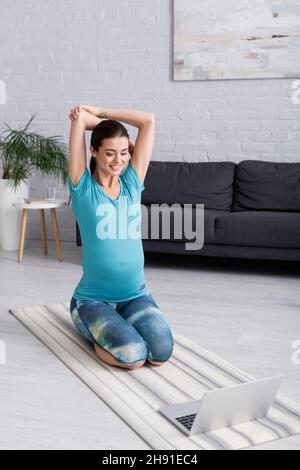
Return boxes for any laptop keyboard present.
[175,413,197,431]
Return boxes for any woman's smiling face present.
[91,136,129,176]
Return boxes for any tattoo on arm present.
[99,111,108,118]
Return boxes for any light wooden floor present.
[1,239,300,450]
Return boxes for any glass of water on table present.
[47,187,56,203]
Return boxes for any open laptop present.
[159,375,284,435]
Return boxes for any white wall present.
[0,0,299,242]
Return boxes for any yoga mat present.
[9,302,300,450]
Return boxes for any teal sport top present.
[67,161,150,302]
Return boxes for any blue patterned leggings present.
[69,293,174,365]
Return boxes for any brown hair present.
[89,120,129,175]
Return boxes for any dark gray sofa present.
[76,160,300,262]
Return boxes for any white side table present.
[12,199,67,263]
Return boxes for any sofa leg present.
[223,257,229,266]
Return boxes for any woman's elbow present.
[144,112,155,125]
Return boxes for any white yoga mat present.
[9,301,300,450]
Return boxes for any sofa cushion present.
[233,160,300,212]
[142,161,236,211]
[214,211,300,248]
[141,206,225,244]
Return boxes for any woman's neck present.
[93,169,119,189]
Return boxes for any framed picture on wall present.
[174,0,300,81]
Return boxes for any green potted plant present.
[0,114,69,251]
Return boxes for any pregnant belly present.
[84,240,145,278]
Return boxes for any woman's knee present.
[94,340,148,369]
[113,338,148,366]
[72,298,148,365]
[122,359,146,369]
[147,359,165,366]
[147,327,174,363]
[147,344,173,364]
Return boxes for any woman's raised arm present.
[80,105,153,129]
[68,106,102,187]
[79,105,155,185]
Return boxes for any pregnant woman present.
[68,105,174,370]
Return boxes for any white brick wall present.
[0,0,299,242]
